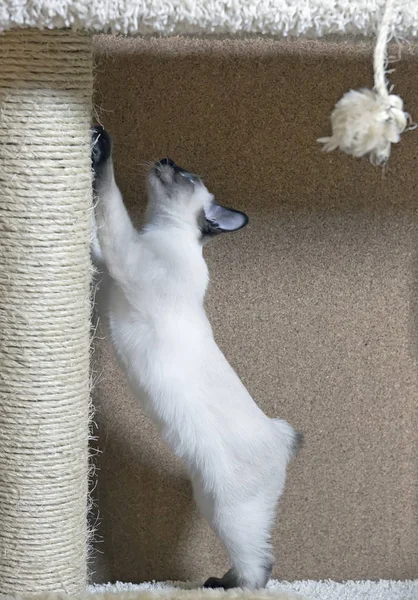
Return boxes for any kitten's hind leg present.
[196,488,276,590]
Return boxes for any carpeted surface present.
[2,587,300,600]
[89,580,418,600]
[4,581,418,600]
[1,1,417,36]
[90,35,418,584]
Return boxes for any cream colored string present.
[373,0,394,99]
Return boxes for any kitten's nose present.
[158,157,177,168]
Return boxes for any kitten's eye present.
[179,171,195,183]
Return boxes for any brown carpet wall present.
[90,36,418,584]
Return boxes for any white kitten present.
[91,127,302,589]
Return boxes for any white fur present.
[92,152,298,589]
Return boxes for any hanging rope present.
[318,0,413,165]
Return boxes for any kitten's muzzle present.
[153,158,200,185]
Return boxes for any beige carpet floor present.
[90,35,418,584]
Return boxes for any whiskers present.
[139,158,206,186]
[139,159,157,173]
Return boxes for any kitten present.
[91,126,302,589]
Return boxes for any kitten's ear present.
[203,202,249,234]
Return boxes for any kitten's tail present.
[272,418,304,462]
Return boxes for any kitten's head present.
[147,158,248,241]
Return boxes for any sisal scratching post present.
[0,29,93,593]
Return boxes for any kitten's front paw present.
[91,125,112,174]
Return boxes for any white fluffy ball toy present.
[318,0,414,166]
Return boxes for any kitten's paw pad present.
[91,125,112,172]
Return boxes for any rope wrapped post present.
[0,29,93,593]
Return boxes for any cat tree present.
[0,0,416,596]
